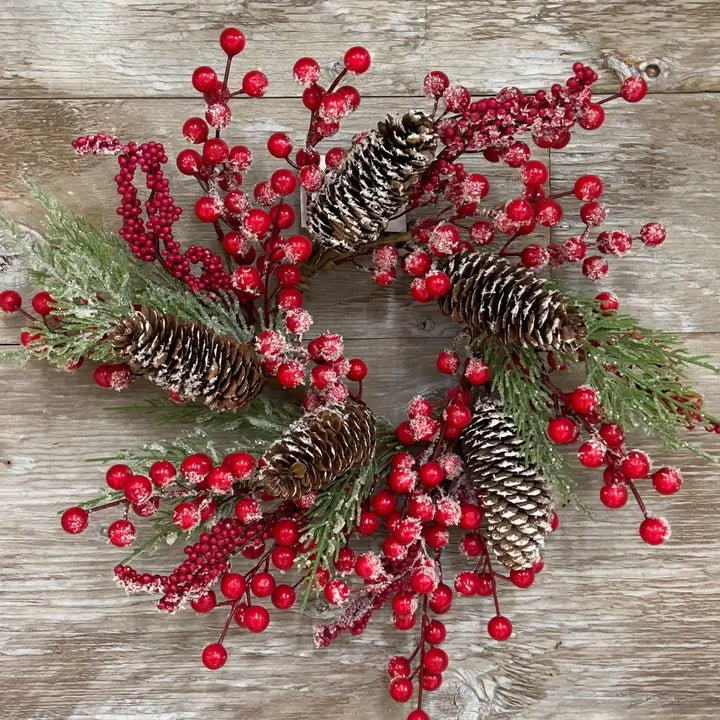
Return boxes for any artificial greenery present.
[0,182,252,369]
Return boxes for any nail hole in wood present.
[644,63,661,78]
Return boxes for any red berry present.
[506,198,533,223]
[191,66,217,93]
[60,507,88,534]
[582,256,609,281]
[344,46,371,74]
[578,440,606,468]
[418,462,444,489]
[292,57,320,87]
[346,358,367,382]
[459,503,482,530]
[275,264,301,287]
[579,103,605,130]
[245,605,270,633]
[475,573,494,596]
[421,674,442,693]
[521,243,550,269]
[389,677,413,703]
[387,655,411,678]
[180,453,212,483]
[242,70,268,98]
[487,615,512,641]
[424,619,446,645]
[219,573,246,600]
[176,148,202,175]
[454,571,480,597]
[270,168,296,196]
[509,568,535,588]
[424,272,450,298]
[219,27,245,56]
[547,417,578,445]
[599,484,628,509]
[107,519,136,547]
[423,647,448,674]
[436,349,459,375]
[573,175,603,201]
[395,421,415,446]
[244,209,271,236]
[357,509,379,536]
[521,161,548,187]
[267,133,293,159]
[124,475,152,504]
[429,583,453,614]
[271,545,296,571]
[268,584,294,610]
[640,222,666,248]
[249,572,275,598]
[422,70,449,99]
[464,357,490,385]
[599,423,625,449]
[201,643,227,670]
[172,502,201,531]
[534,199,563,227]
[182,117,209,144]
[205,467,233,494]
[0,290,22,314]
[652,467,682,495]
[191,591,217,614]
[621,76,647,103]
[620,450,650,479]
[222,452,255,479]
[568,386,598,415]
[31,291,54,316]
[276,361,305,389]
[596,291,619,313]
[194,196,222,223]
[106,463,132,491]
[228,144,253,170]
[273,518,299,546]
[445,403,471,430]
[639,516,669,545]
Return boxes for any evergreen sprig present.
[0,182,252,368]
[297,430,397,608]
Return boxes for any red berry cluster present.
[545,383,691,543]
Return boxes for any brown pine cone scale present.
[110,308,263,412]
[459,396,553,570]
[439,251,587,352]
[258,401,376,500]
[307,111,437,254]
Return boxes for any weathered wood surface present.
[1,2,720,719]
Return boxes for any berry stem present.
[626,479,649,518]
[416,595,429,712]
[498,231,521,257]
[597,93,621,105]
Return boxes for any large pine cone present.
[110,308,263,412]
[439,251,587,352]
[459,396,553,570]
[307,111,437,254]
[258,401,376,500]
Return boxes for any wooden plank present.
[2,1,719,99]
[0,336,719,719]
[1,95,719,344]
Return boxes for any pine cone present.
[110,308,263,412]
[258,401,376,500]
[307,111,437,254]
[458,396,553,570]
[438,251,587,352]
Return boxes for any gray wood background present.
[1,2,719,718]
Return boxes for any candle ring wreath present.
[1,27,719,720]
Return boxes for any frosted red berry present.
[640,222,666,247]
[107,519,136,547]
[123,475,152,504]
[219,27,245,56]
[521,244,550,269]
[521,161,548,187]
[191,591,217,614]
[621,76,647,103]
[652,467,682,495]
[568,386,598,415]
[436,349,459,375]
[202,643,227,670]
[344,46,371,74]
[620,450,650,479]
[192,66,217,94]
[172,502,201,531]
[180,453,212,483]
[599,423,625,449]
[61,507,89,534]
[242,70,268,97]
[0,290,21,314]
[599,484,628,509]
[639,516,670,545]
[547,417,578,445]
[487,615,512,641]
[454,571,480,597]
[582,256,609,281]
[573,175,603,201]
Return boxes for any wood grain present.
[1,338,719,720]
[2,3,720,719]
[1,1,719,99]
